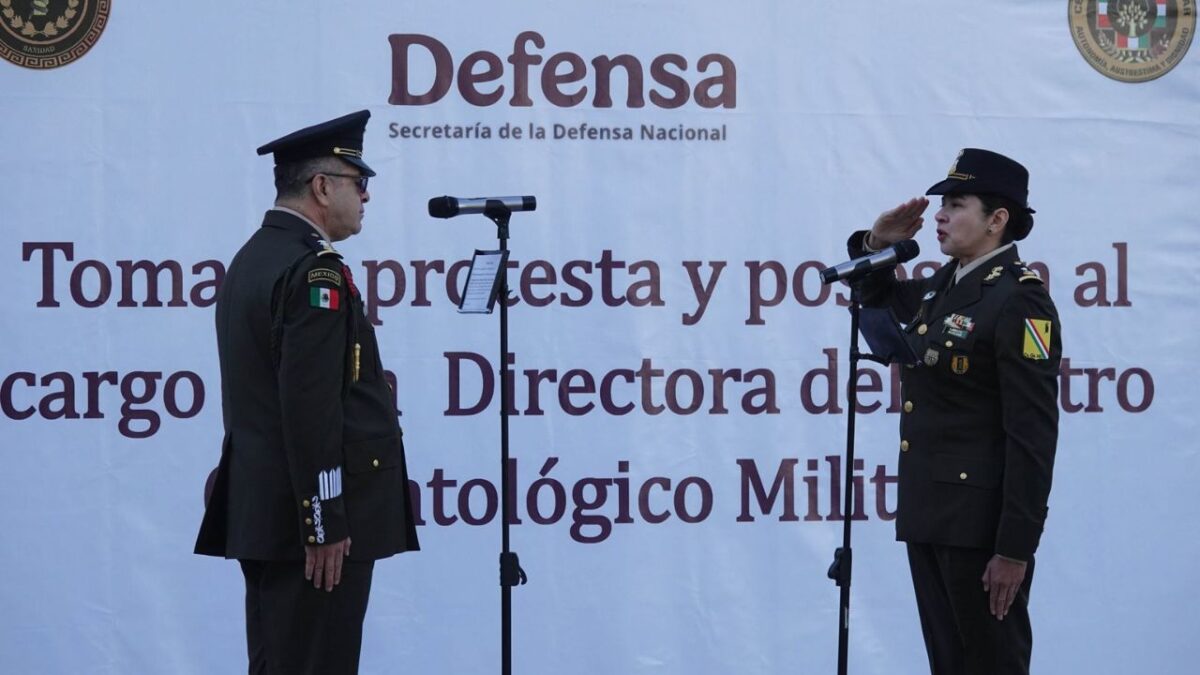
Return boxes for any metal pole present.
[486,204,525,675]
[829,284,863,675]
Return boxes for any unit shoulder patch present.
[1022,317,1052,360]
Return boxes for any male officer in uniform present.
[195,110,419,674]
[848,149,1060,674]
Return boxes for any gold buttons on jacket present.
[903,401,913,413]
[917,324,928,335]
[959,472,968,480]
[945,340,953,348]
[372,459,380,468]
[307,536,316,544]
[302,499,311,508]
[900,440,910,452]
[305,518,313,525]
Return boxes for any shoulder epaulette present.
[303,232,342,258]
[1011,260,1043,285]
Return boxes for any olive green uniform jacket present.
[849,232,1060,561]
[196,210,419,561]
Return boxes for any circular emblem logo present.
[1069,0,1196,82]
[0,0,110,70]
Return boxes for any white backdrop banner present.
[2,1,1198,673]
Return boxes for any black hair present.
[976,193,1033,243]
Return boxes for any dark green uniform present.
[195,209,418,675]
[196,208,418,561]
[850,231,1060,674]
[194,109,414,675]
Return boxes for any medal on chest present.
[923,348,939,367]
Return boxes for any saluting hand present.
[868,197,928,248]
[981,554,1027,621]
[305,536,352,592]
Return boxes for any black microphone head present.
[428,196,458,218]
[522,196,537,212]
[893,239,920,262]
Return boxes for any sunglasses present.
[313,172,369,194]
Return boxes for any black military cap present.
[925,148,1036,240]
[256,110,376,177]
[925,148,1033,213]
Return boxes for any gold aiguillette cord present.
[353,343,361,382]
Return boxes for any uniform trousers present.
[906,543,1035,675]
[239,559,375,675]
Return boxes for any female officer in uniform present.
[848,148,1061,675]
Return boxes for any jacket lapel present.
[909,261,957,326]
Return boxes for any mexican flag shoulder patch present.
[310,286,340,310]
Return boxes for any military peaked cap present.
[256,110,376,177]
[925,148,1033,212]
[925,147,1036,240]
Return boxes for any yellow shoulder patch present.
[1022,318,1052,360]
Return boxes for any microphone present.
[819,240,920,284]
[428,195,537,218]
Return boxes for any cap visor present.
[924,178,974,196]
[341,156,377,177]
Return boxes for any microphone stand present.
[483,200,528,675]
[826,281,889,675]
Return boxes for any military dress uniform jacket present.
[848,232,1060,561]
[196,210,419,562]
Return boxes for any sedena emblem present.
[1069,0,1196,82]
[0,0,110,69]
